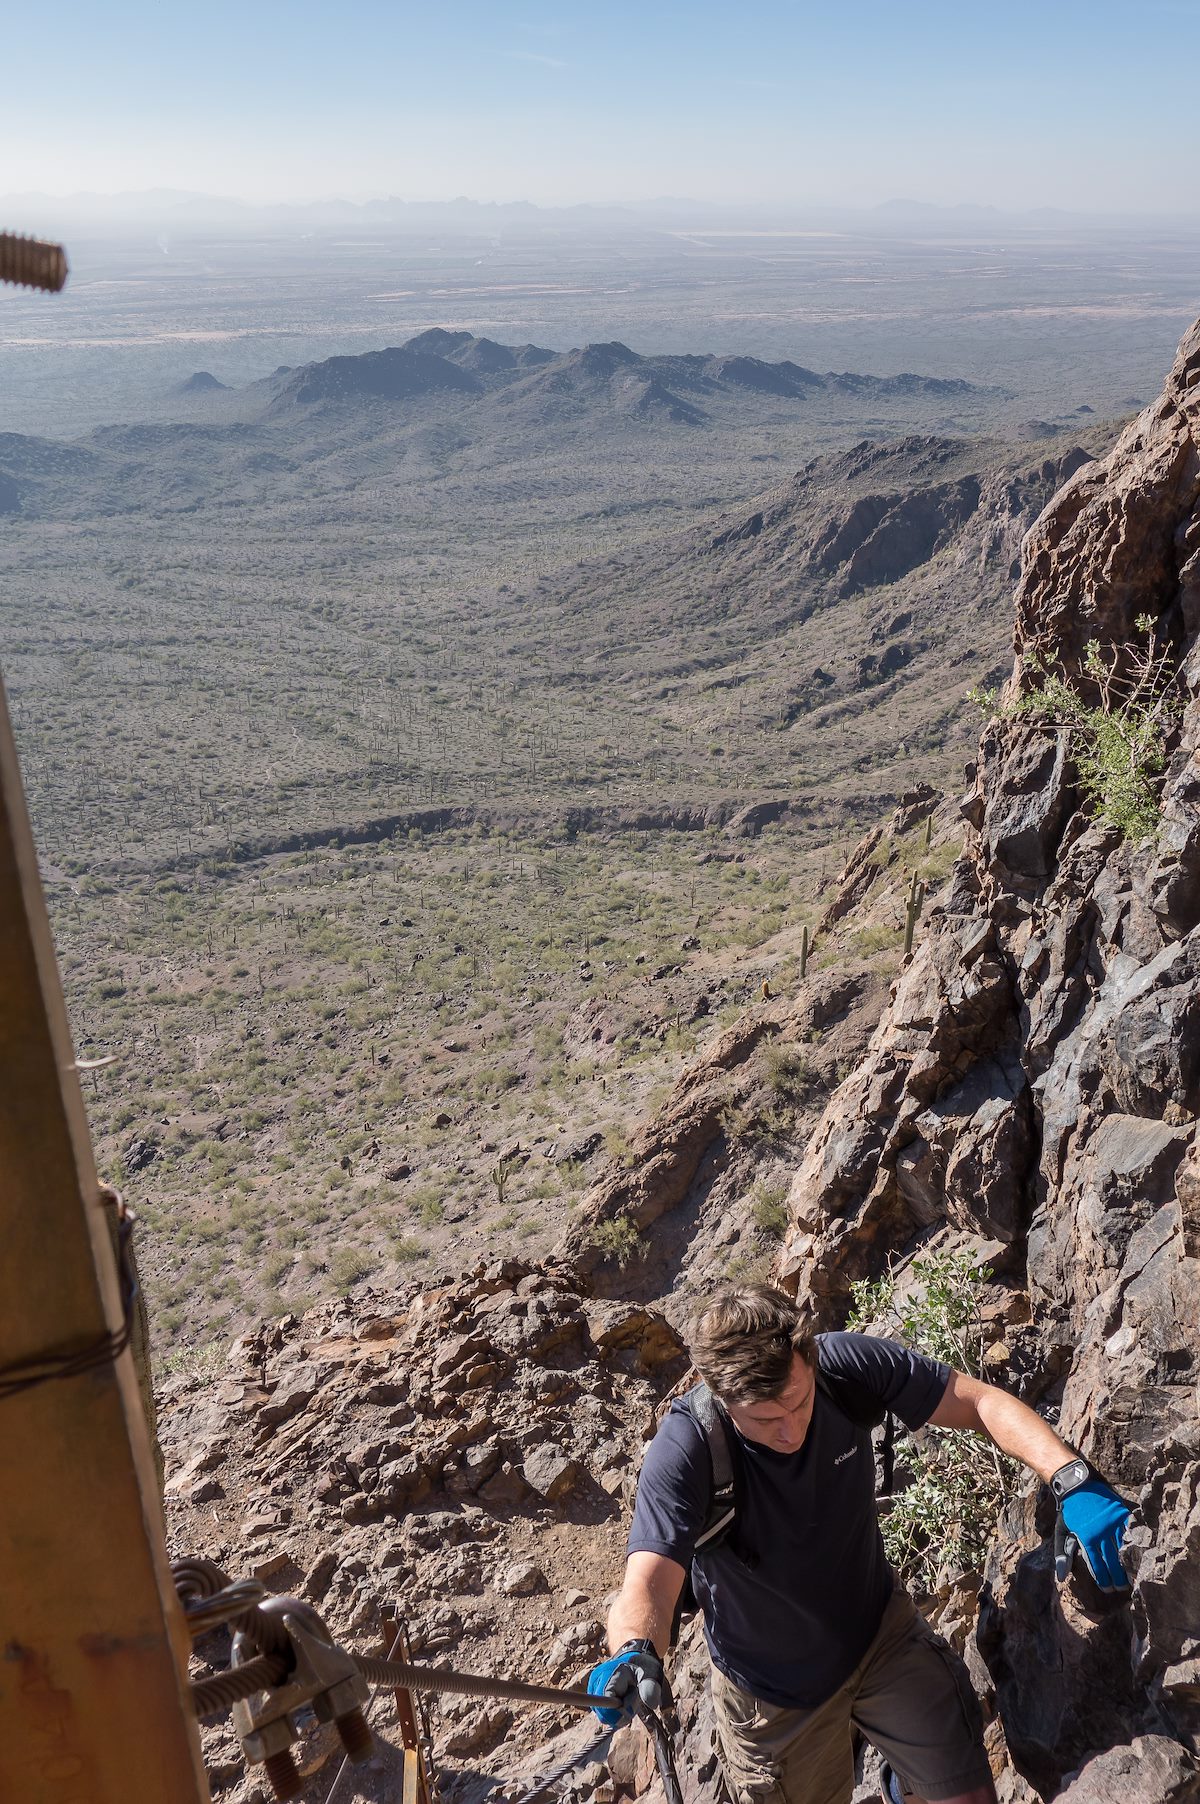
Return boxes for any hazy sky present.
[6,0,1200,214]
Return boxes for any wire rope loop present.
[0,1192,138,1403]
[183,1579,268,1637]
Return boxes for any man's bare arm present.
[928,1369,1073,1482]
[606,1551,688,1657]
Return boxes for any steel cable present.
[506,1728,616,1804]
[183,1579,269,1637]
[352,1654,595,1712]
[173,1558,291,1653]
[191,1652,291,1718]
[190,1648,596,1721]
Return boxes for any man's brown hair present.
[689,1284,818,1404]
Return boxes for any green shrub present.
[762,1043,816,1105]
[585,1214,644,1268]
[847,1248,1017,1594]
[329,1246,374,1294]
[750,1179,789,1240]
[262,1250,293,1287]
[408,1187,445,1226]
[603,1123,635,1169]
[973,623,1181,841]
[723,1249,772,1284]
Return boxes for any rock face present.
[779,317,1200,1797]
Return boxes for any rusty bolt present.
[262,1748,303,1802]
[335,1705,374,1763]
[0,233,68,293]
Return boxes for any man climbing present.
[587,1285,1131,1804]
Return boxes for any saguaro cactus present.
[903,870,926,958]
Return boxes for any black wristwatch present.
[615,1637,658,1658]
[1049,1457,1091,1501]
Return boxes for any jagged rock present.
[183,1475,224,1505]
[567,976,862,1280]
[478,1461,533,1506]
[411,1604,462,1653]
[977,722,1074,886]
[447,1441,501,1495]
[588,1304,687,1371]
[303,1549,338,1601]
[257,1374,320,1428]
[122,1136,159,1173]
[440,1705,514,1756]
[1056,1736,1200,1801]
[522,1445,582,1501]
[820,822,886,929]
[546,1619,604,1678]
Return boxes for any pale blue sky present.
[6,0,1200,212]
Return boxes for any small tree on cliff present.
[971,617,1181,841]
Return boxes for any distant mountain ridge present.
[258,330,991,421]
[0,331,1010,524]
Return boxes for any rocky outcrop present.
[562,973,865,1290]
[818,783,938,930]
[162,1258,688,1801]
[778,317,1200,1797]
[809,475,983,594]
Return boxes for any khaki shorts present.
[711,1588,991,1804]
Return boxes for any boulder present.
[522,1445,582,1501]
[498,1560,546,1597]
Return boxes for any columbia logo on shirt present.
[834,1448,856,1466]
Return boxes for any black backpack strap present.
[681,1382,738,1550]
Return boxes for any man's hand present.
[586,1642,665,1726]
[1059,1478,1131,1592]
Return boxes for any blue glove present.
[1060,1478,1131,1592]
[586,1645,664,1726]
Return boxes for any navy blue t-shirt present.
[627,1332,950,1708]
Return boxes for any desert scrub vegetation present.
[848,1247,1017,1595]
[762,1043,818,1107]
[583,1214,644,1268]
[750,1177,790,1240]
[329,1246,376,1294]
[48,812,840,1351]
[971,620,1181,840]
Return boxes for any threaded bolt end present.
[0,234,68,294]
[262,1749,303,1802]
[335,1707,374,1763]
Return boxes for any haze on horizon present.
[5,0,1200,221]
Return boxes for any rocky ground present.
[165,1259,689,1803]
[163,314,1200,1804]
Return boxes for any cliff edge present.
[779,319,1200,1798]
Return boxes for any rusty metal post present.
[0,668,211,1802]
[379,1612,436,1804]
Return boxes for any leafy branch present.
[848,1248,1018,1595]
